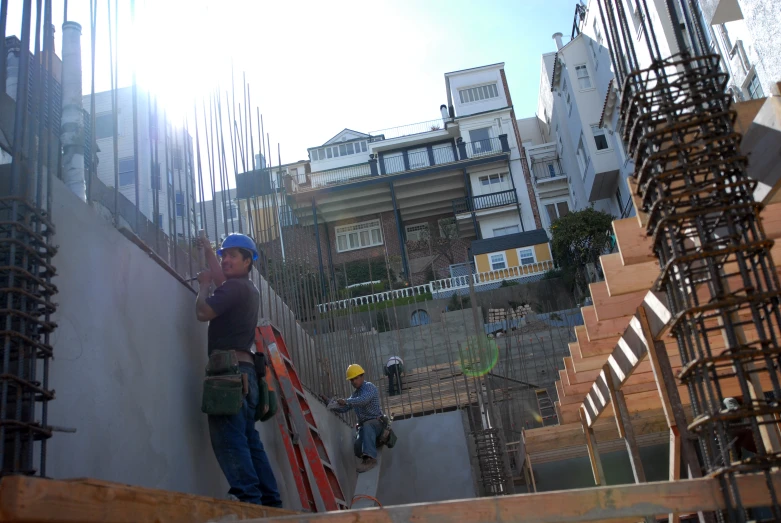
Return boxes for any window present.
[410,309,430,326]
[335,219,383,253]
[576,135,589,178]
[151,164,161,190]
[224,202,239,221]
[517,248,536,266]
[172,148,183,170]
[593,18,603,47]
[591,125,609,150]
[489,253,507,271]
[458,83,499,104]
[479,173,506,186]
[438,217,459,238]
[312,141,367,161]
[748,74,764,100]
[405,223,429,242]
[408,147,429,169]
[175,191,184,217]
[493,225,520,237]
[575,64,592,89]
[545,201,570,224]
[118,157,135,186]
[95,112,118,139]
[547,164,556,177]
[469,127,493,152]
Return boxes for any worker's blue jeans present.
[208,364,282,507]
[353,419,383,459]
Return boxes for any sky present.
[8,0,576,165]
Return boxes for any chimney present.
[439,104,450,123]
[553,32,564,50]
[60,21,86,201]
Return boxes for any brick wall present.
[403,213,471,285]
[326,211,403,273]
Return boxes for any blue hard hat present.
[217,233,259,260]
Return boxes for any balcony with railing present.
[316,259,555,312]
[291,135,510,193]
[368,117,452,142]
[452,189,518,215]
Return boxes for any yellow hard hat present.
[346,364,365,381]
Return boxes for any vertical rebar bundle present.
[0,0,58,476]
[599,0,781,519]
[472,428,512,495]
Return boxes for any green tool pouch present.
[202,351,243,416]
[254,378,270,422]
[201,374,243,415]
[206,350,239,376]
[385,429,398,449]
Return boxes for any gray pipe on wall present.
[60,21,86,201]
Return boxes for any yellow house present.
[471,229,553,280]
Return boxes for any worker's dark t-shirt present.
[206,276,259,354]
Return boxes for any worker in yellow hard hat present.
[330,364,385,473]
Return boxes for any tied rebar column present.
[472,428,511,495]
[597,0,781,519]
[1,0,58,476]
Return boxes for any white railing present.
[309,163,372,189]
[317,260,554,312]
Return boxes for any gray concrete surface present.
[532,444,669,492]
[44,177,353,510]
[376,411,476,505]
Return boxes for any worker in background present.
[384,355,404,396]
[195,233,282,507]
[332,364,384,473]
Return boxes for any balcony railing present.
[369,118,450,141]
[452,189,518,214]
[316,260,555,312]
[309,163,372,188]
[292,136,508,192]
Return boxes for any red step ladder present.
[255,323,347,512]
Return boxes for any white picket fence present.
[317,260,554,312]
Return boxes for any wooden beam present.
[669,429,682,523]
[0,476,296,523]
[606,368,647,484]
[582,306,628,341]
[613,217,655,266]
[601,253,659,296]
[590,282,646,322]
[580,406,605,486]
[245,474,781,523]
[575,326,617,358]
[761,202,781,239]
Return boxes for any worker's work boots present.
[357,456,377,473]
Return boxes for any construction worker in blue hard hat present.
[330,364,386,473]
[195,232,282,507]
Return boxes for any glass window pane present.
[347,143,355,155]
[545,204,557,223]
[337,235,347,252]
[459,91,466,103]
[360,230,369,246]
[326,148,333,158]
[361,141,367,152]
[339,144,347,156]
[349,232,359,248]
[557,201,570,217]
[372,228,381,244]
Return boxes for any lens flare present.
[458,335,499,377]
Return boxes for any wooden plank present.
[582,305,629,341]
[564,357,600,384]
[580,406,605,486]
[627,177,648,228]
[613,217,655,266]
[0,476,296,523]
[575,326,617,358]
[590,282,646,322]
[669,428,682,523]
[568,341,582,360]
[246,474,781,523]
[761,202,781,239]
[602,253,659,296]
[638,307,676,429]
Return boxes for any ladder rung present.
[320,458,334,470]
[307,422,320,434]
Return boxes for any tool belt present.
[201,350,248,416]
[357,415,397,449]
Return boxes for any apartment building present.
[261,63,551,289]
[519,0,781,232]
[84,87,196,239]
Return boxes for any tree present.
[549,207,614,293]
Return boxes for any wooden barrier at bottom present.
[245,473,781,523]
[0,476,296,522]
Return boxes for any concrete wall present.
[377,411,476,505]
[532,444,669,492]
[45,176,353,509]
